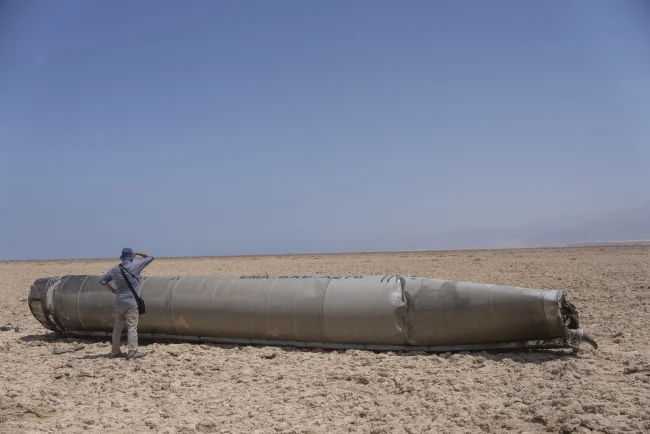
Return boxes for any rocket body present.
[28,274,587,351]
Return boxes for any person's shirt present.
[99,256,155,306]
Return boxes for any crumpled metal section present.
[28,274,596,352]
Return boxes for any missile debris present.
[28,274,597,352]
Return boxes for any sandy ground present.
[1,247,649,434]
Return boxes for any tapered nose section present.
[403,278,570,346]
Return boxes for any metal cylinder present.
[28,274,591,351]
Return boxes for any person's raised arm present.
[133,252,155,273]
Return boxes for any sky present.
[1,0,649,260]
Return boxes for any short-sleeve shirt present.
[99,257,155,306]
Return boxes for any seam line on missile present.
[77,276,90,331]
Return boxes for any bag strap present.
[119,264,142,302]
[121,264,140,283]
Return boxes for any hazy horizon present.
[1,1,649,261]
[4,239,650,263]
[2,201,649,261]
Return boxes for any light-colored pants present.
[112,304,139,355]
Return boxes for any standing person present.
[100,248,154,359]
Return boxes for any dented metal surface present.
[28,274,597,352]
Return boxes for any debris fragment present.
[52,346,85,355]
[0,323,20,332]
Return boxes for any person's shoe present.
[109,352,125,358]
[126,351,147,360]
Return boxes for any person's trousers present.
[112,303,139,355]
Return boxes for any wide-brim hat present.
[120,247,134,261]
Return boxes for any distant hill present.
[520,203,650,248]
[564,241,650,247]
[380,202,650,251]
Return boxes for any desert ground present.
[1,246,649,434]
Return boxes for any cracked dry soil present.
[1,246,649,433]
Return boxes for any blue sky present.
[1,0,649,260]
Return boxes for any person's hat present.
[120,247,134,262]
